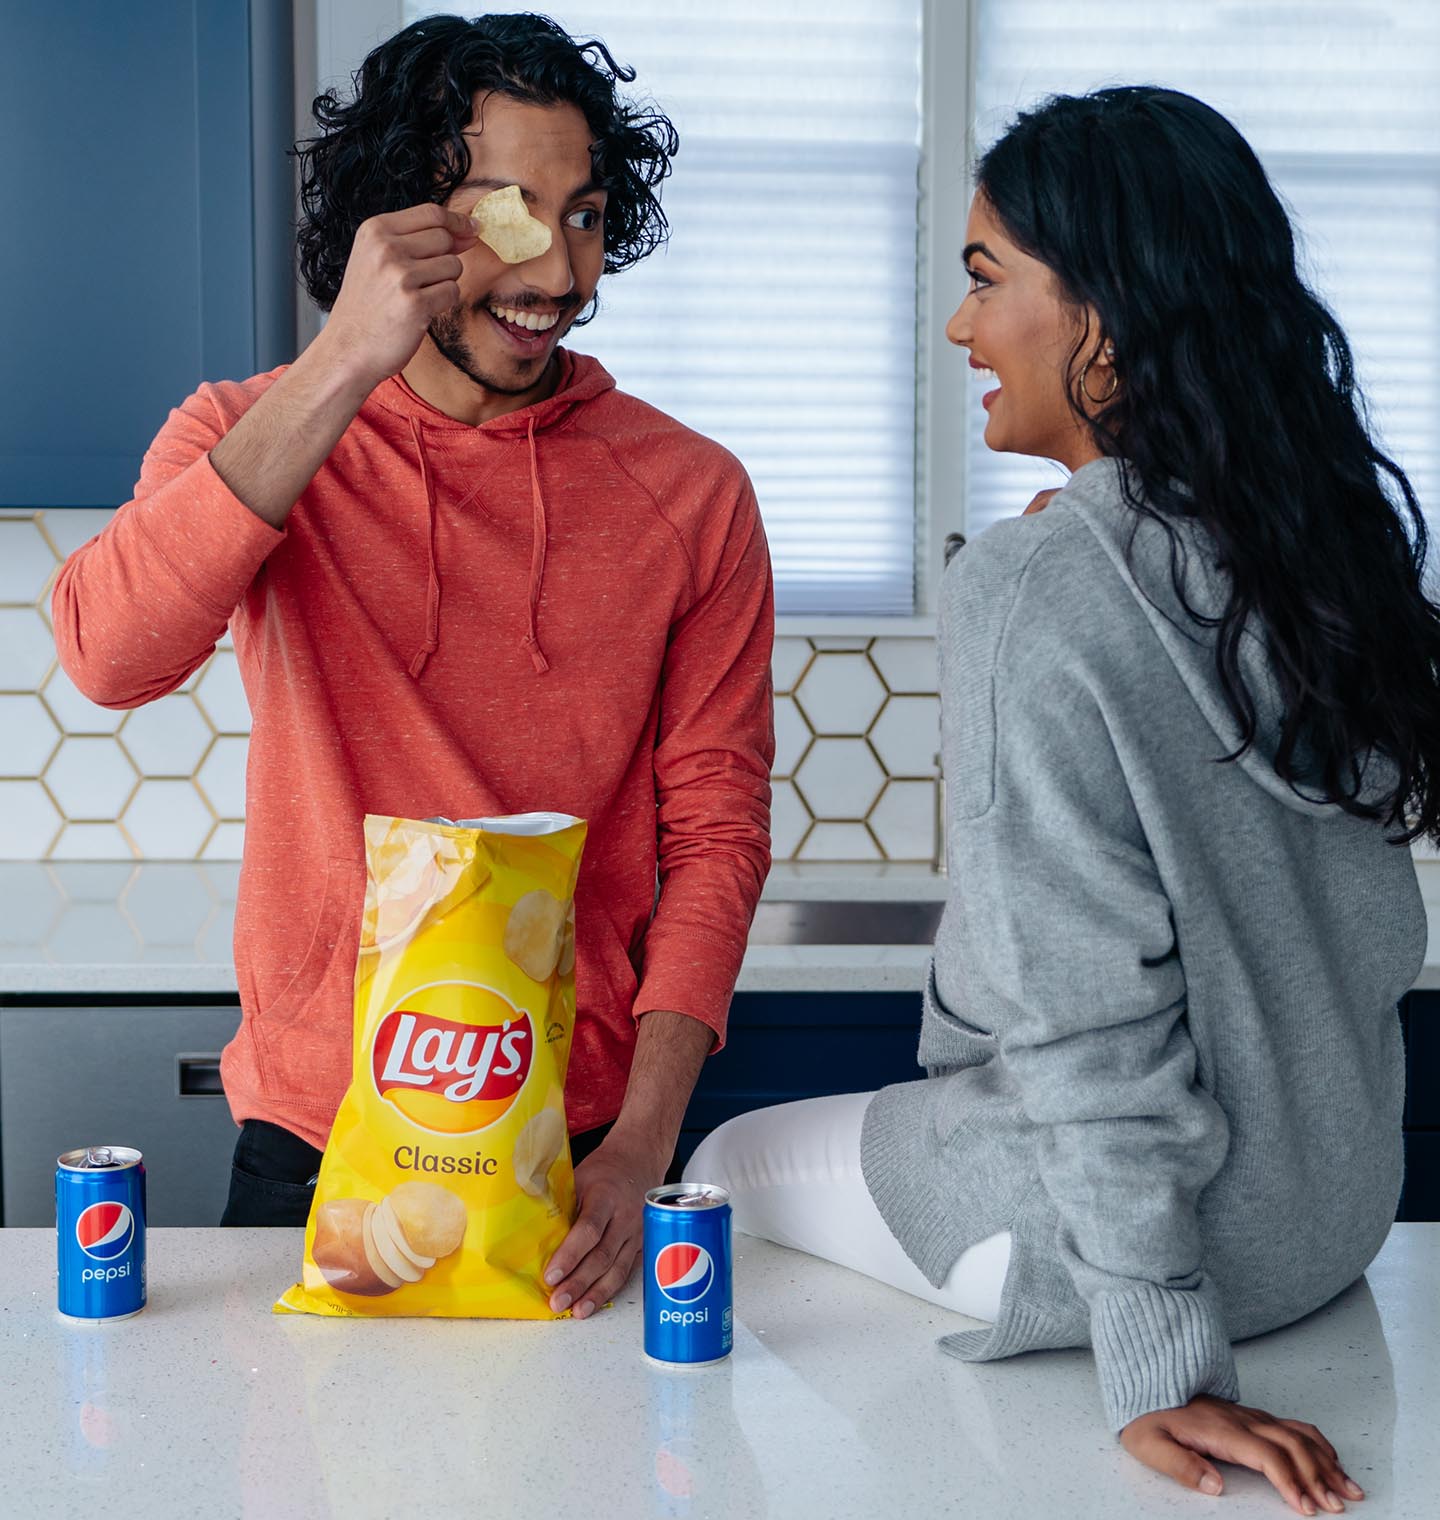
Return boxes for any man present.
[52,13,773,1321]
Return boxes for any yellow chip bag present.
[275,811,586,1318]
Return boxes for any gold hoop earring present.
[1079,356,1119,405]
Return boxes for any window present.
[402,0,926,615]
[964,0,1440,541]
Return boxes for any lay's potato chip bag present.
[275,811,586,1318]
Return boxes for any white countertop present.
[0,861,939,997]
[4,859,1440,1000]
[4,1224,1436,1519]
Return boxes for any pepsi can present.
[56,1146,146,1323]
[643,1182,732,1367]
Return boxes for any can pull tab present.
[83,1146,116,1169]
[668,1189,714,1209]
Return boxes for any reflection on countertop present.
[4,858,1440,999]
[3,1224,1436,1519]
[0,861,942,997]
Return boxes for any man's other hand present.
[542,1132,669,1318]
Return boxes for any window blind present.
[405,1,925,614]
[965,0,1440,543]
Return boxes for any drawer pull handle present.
[177,1056,224,1097]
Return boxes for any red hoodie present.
[52,350,774,1147]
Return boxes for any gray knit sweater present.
[861,456,1424,1431]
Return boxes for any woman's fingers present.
[1277,1419,1338,1465]
[1121,1421,1225,1496]
[1121,1399,1361,1515]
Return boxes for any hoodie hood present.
[1055,456,1397,817]
[373,349,618,677]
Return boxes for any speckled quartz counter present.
[4,1224,1436,1519]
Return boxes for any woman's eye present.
[565,208,601,232]
[966,266,992,290]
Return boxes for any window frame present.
[298,0,975,633]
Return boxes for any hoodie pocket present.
[917,962,998,1077]
[256,856,363,1044]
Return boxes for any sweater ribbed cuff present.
[1091,1283,1239,1432]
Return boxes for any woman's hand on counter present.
[1121,1395,1364,1514]
[542,1132,668,1319]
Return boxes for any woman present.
[689,87,1440,1514]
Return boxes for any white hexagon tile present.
[202,822,245,860]
[0,607,56,691]
[794,737,887,820]
[120,695,214,776]
[794,652,887,736]
[40,666,126,734]
[195,736,248,820]
[194,649,251,733]
[49,823,136,861]
[3,517,953,863]
[0,694,61,777]
[870,695,941,777]
[0,518,59,604]
[44,736,138,820]
[769,780,812,859]
[869,780,938,862]
[771,637,812,695]
[0,780,63,858]
[871,638,937,694]
[772,695,811,778]
[122,779,216,859]
[799,823,881,861]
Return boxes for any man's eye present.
[565,208,601,232]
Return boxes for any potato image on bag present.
[276,812,587,1320]
[513,1108,567,1200]
[504,888,568,981]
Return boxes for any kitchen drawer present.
[0,1004,241,1227]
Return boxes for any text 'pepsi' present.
[643,1183,733,1367]
[56,1146,147,1323]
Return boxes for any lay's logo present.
[372,996,533,1135]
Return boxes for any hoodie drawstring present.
[523,415,551,675]
[407,417,441,679]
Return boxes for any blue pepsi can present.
[643,1182,732,1366]
[56,1146,146,1323]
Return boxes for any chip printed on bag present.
[275,811,587,1319]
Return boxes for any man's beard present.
[427,303,550,396]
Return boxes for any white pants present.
[685,1091,1012,1324]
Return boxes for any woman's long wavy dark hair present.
[979,86,1440,842]
[295,11,677,314]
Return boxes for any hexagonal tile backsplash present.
[0,510,940,861]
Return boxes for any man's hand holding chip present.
[319,204,479,390]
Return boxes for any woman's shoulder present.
[944,494,1133,643]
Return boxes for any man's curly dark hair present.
[295,11,678,311]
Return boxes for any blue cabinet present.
[675,991,922,1173]
[681,991,1439,1225]
[0,1,294,509]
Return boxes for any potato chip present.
[469,183,552,264]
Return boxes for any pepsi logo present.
[653,1241,714,1304]
[74,1201,134,1261]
